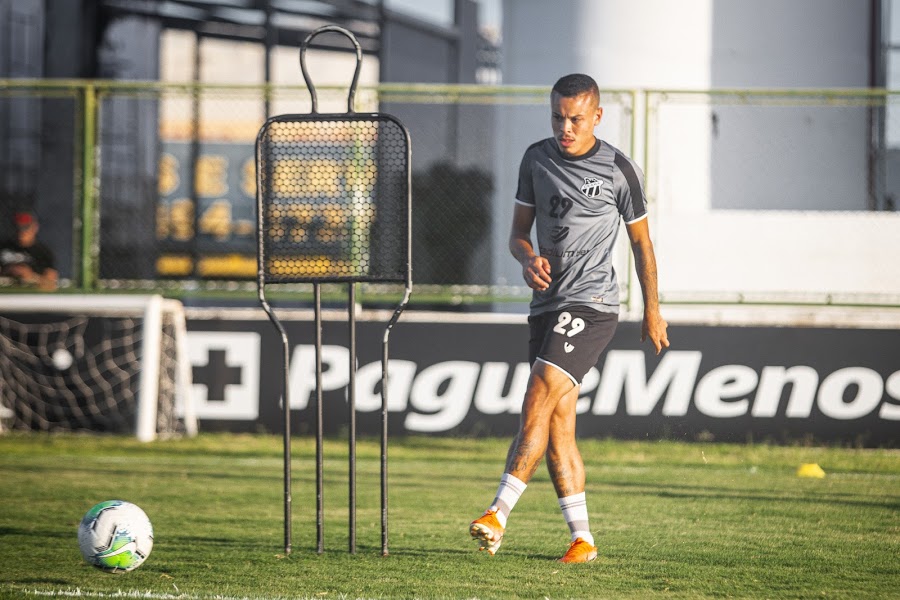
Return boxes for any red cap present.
[14,212,35,227]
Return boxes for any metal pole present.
[189,32,202,279]
[314,282,324,554]
[256,113,291,557]
[263,0,274,121]
[259,297,292,556]
[280,312,292,556]
[381,287,410,556]
[380,335,389,556]
[79,83,98,291]
[348,283,357,554]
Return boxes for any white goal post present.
[0,294,197,441]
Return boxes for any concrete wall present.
[497,0,899,311]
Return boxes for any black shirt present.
[0,240,56,275]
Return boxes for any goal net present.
[0,294,197,441]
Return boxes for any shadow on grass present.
[161,533,281,552]
[4,579,72,586]
[345,542,563,562]
[0,462,282,485]
[0,526,73,539]
[601,479,900,511]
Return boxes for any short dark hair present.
[551,73,599,101]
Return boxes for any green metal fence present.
[1,80,898,309]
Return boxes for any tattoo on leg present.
[548,457,576,497]
[549,458,570,481]
[504,434,520,467]
[556,481,579,498]
[506,438,541,479]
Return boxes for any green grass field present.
[0,433,897,600]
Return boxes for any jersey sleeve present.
[515,148,536,206]
[612,151,648,224]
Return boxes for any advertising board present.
[187,314,899,446]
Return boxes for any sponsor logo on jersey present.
[539,246,589,258]
[550,226,569,243]
[564,342,575,353]
[581,177,604,198]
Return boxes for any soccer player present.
[469,73,669,563]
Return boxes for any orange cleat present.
[469,508,505,556]
[558,537,598,563]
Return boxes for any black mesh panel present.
[257,115,410,283]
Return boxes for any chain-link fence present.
[1,81,899,308]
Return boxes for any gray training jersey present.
[515,137,647,316]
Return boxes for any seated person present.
[0,212,58,290]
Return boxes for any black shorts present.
[528,306,618,385]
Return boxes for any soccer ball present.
[77,500,154,573]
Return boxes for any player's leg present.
[547,385,584,498]
[547,386,597,563]
[543,306,617,563]
[506,361,576,480]
[470,361,575,555]
[470,307,614,558]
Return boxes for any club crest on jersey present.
[581,177,604,198]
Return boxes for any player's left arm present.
[626,217,669,354]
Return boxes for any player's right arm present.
[509,202,551,291]
[37,267,58,291]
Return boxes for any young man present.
[0,212,58,291]
[469,74,669,563]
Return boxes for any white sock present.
[559,492,594,546]
[490,473,527,528]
